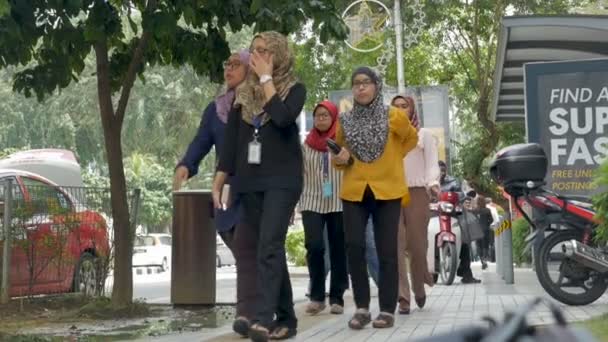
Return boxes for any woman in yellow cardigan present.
[332,67,418,330]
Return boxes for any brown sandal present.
[372,312,395,328]
[398,299,410,315]
[330,304,344,315]
[305,301,326,315]
[269,326,297,340]
[348,310,371,330]
[249,324,270,342]
[232,316,250,337]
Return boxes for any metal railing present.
[0,179,140,302]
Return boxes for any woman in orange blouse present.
[332,67,418,330]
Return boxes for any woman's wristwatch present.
[260,74,273,84]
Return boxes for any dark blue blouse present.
[178,101,239,232]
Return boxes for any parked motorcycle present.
[428,190,463,285]
[490,143,607,305]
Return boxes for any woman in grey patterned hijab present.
[339,67,389,163]
[333,66,419,331]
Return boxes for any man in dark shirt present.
[439,161,465,199]
[438,161,481,284]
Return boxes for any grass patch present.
[0,294,152,335]
[0,333,63,342]
[0,294,89,332]
[76,297,150,319]
[580,314,608,340]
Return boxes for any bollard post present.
[495,220,503,277]
[1,180,13,304]
[502,213,514,284]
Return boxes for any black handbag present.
[459,210,485,243]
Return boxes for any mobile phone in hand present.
[326,139,354,165]
[326,139,342,155]
[220,184,230,210]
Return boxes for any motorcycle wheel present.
[535,229,608,306]
[439,242,458,286]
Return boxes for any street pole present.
[1,180,13,304]
[394,0,405,93]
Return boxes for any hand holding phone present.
[327,139,353,165]
[326,139,342,155]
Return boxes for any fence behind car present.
[0,180,140,302]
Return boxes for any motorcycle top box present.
[490,143,547,189]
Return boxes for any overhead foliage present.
[0,0,348,307]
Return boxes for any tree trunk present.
[105,126,133,307]
[94,41,133,307]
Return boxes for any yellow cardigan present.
[333,106,418,207]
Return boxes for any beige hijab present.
[235,31,297,126]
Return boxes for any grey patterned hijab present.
[339,67,389,163]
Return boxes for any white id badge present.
[248,141,261,164]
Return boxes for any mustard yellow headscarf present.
[235,31,297,126]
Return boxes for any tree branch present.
[453,25,477,63]
[115,0,158,125]
[94,40,115,131]
[445,33,479,95]
[473,0,481,72]
[482,0,506,90]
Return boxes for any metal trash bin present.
[171,190,216,306]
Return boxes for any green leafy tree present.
[0,0,347,307]
[423,0,591,208]
[593,159,608,242]
[124,153,173,232]
[292,0,591,210]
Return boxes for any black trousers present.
[226,222,259,320]
[241,189,300,329]
[457,242,474,279]
[479,231,491,263]
[342,187,401,314]
[302,211,348,306]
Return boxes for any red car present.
[0,169,110,297]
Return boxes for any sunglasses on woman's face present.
[352,79,374,90]
[223,60,242,70]
[314,112,331,120]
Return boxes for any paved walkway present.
[148,263,608,341]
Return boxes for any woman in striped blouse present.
[300,100,349,316]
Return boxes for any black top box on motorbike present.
[490,143,547,188]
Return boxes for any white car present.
[133,234,172,272]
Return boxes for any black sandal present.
[233,316,250,337]
[269,326,297,340]
[372,312,395,329]
[348,310,372,330]
[249,324,270,342]
[398,299,410,315]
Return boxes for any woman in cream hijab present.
[213,31,306,342]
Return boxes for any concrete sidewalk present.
[146,263,608,341]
